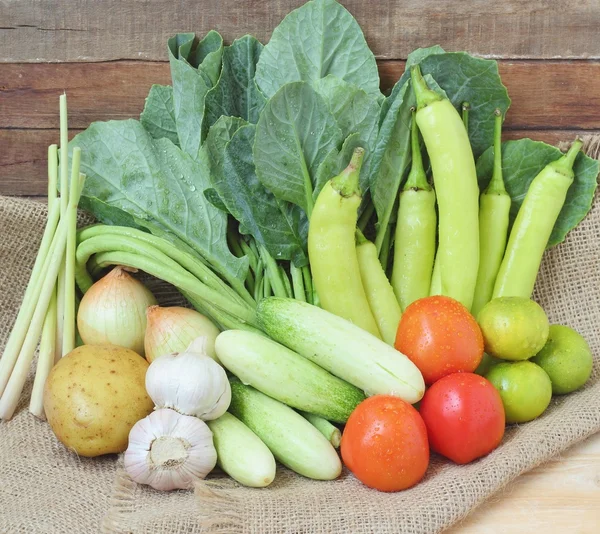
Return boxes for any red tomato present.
[395,295,484,385]
[341,395,429,492]
[419,373,505,464]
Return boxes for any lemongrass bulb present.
[77,266,157,356]
[124,408,217,491]
[145,337,231,421]
[144,305,220,363]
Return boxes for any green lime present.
[477,297,549,361]
[486,361,552,423]
[531,325,593,394]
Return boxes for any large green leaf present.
[168,32,223,160]
[476,138,599,248]
[70,119,247,284]
[215,124,308,266]
[255,0,380,100]
[140,84,179,146]
[253,81,343,213]
[313,75,379,186]
[204,36,267,130]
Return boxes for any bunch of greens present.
[69,0,598,325]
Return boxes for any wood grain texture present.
[0,128,592,197]
[449,432,600,534]
[0,0,599,62]
[1,61,600,130]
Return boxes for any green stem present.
[330,147,364,197]
[462,102,470,134]
[263,271,272,299]
[258,245,287,298]
[77,225,252,306]
[62,149,82,356]
[378,225,392,274]
[403,109,430,191]
[227,226,245,258]
[554,138,583,173]
[357,200,375,232]
[253,259,264,302]
[239,238,258,273]
[0,199,61,397]
[410,65,443,110]
[279,265,293,298]
[485,109,507,195]
[290,264,306,302]
[88,250,259,328]
[302,265,314,305]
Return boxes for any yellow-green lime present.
[485,361,552,423]
[531,325,593,394]
[477,297,549,361]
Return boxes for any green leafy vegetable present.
[203,116,249,176]
[204,36,267,129]
[168,32,223,160]
[140,85,179,146]
[216,124,308,265]
[253,81,343,215]
[255,0,380,100]
[477,138,599,247]
[70,119,248,287]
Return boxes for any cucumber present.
[215,330,365,423]
[228,379,341,480]
[257,298,425,403]
[299,411,341,448]
[206,413,276,488]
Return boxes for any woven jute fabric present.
[1,136,599,534]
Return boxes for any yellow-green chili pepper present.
[493,139,583,299]
[308,148,381,338]
[392,110,437,311]
[471,109,511,317]
[411,66,480,310]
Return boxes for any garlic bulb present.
[124,408,217,491]
[77,266,157,356]
[145,337,231,420]
[144,305,220,363]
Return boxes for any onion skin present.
[144,306,220,363]
[77,266,157,357]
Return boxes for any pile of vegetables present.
[1,0,597,495]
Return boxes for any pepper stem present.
[485,109,507,195]
[403,110,431,191]
[555,138,583,172]
[330,147,364,197]
[410,65,443,110]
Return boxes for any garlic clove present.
[144,306,220,363]
[124,408,217,491]
[145,338,231,421]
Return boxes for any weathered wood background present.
[0,0,599,199]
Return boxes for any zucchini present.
[206,412,276,488]
[229,379,341,480]
[215,330,365,423]
[257,298,425,403]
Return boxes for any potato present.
[43,344,154,457]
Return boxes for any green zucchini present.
[215,330,365,423]
[228,379,341,480]
[206,412,276,488]
[257,298,425,403]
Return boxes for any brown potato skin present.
[43,344,154,457]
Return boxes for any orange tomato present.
[395,295,484,385]
[341,395,429,492]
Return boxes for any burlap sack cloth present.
[1,136,599,533]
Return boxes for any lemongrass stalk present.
[30,148,61,418]
[0,175,83,420]
[29,288,57,419]
[61,151,81,355]
[55,94,70,357]
[0,198,60,397]
[291,264,306,302]
[299,411,341,448]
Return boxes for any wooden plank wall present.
[1,0,599,199]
